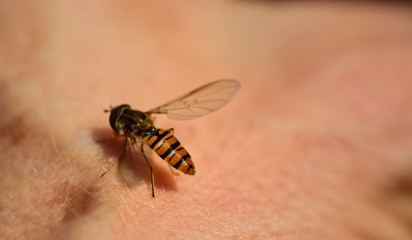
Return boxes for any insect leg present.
[166,128,174,134]
[100,134,128,177]
[141,143,155,198]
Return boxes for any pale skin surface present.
[1,1,412,239]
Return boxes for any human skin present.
[1,1,412,239]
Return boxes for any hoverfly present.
[101,79,241,198]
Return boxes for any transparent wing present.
[146,79,241,120]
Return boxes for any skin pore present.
[1,1,412,239]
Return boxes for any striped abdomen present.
[142,128,196,175]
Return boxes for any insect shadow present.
[383,167,412,233]
[91,126,177,192]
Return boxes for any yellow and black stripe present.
[142,128,196,175]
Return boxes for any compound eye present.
[108,104,130,132]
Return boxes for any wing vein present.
[146,79,241,120]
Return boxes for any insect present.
[100,79,241,198]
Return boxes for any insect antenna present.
[104,105,113,113]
